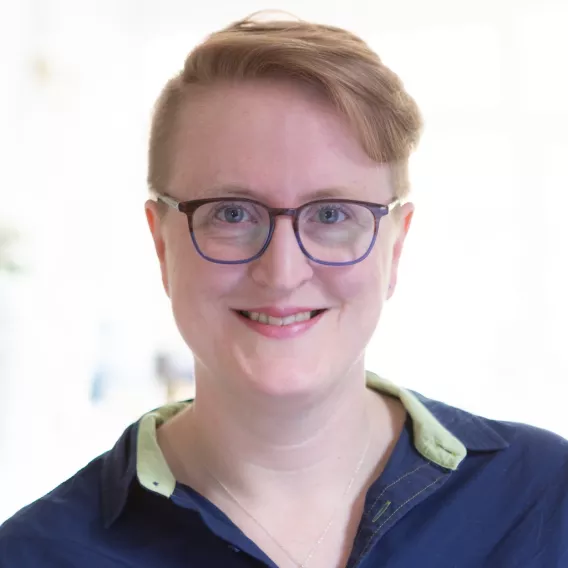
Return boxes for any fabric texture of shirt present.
[1,372,567,567]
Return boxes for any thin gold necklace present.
[200,414,372,568]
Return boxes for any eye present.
[214,204,251,223]
[314,205,348,224]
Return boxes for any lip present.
[232,308,327,339]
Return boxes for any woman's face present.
[146,79,413,397]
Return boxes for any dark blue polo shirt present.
[1,373,568,567]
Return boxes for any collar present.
[411,390,510,452]
[101,371,508,527]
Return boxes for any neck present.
[159,362,403,500]
[200,363,368,469]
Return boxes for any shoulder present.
[0,419,150,567]
[417,394,568,562]
[416,391,568,484]
[0,455,106,565]
[489,415,568,464]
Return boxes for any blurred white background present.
[1,0,567,522]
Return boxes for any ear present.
[145,200,170,297]
[387,202,414,299]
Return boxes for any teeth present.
[241,310,318,326]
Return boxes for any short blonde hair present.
[148,14,423,199]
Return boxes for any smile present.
[232,307,328,339]
[237,310,326,326]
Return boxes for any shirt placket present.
[347,459,453,568]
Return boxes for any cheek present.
[169,258,242,311]
[168,258,245,359]
[165,233,245,332]
[325,256,386,306]
[323,256,387,338]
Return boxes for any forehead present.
[168,79,391,203]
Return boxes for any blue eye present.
[215,205,250,223]
[316,206,347,224]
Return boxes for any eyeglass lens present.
[190,200,376,264]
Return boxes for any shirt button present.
[228,545,241,553]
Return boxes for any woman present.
[1,13,567,568]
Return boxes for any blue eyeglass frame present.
[152,191,400,267]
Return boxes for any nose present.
[249,216,314,292]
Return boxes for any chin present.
[213,357,312,397]
[233,356,331,398]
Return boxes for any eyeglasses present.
[152,192,400,266]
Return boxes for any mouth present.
[235,309,327,327]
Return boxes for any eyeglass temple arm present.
[150,190,181,211]
[386,198,402,214]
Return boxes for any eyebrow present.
[193,184,356,202]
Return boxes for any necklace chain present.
[202,415,372,568]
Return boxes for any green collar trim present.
[365,372,467,470]
[136,372,467,498]
[136,402,185,498]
